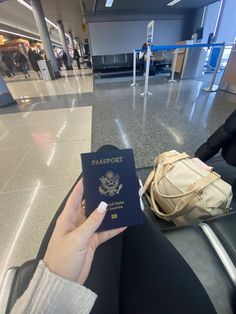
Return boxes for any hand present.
[43,179,126,285]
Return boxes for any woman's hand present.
[43,179,126,285]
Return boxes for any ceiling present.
[40,0,87,41]
[84,0,219,16]
[0,0,61,44]
[0,0,219,44]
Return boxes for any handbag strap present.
[155,151,189,167]
[153,154,218,199]
[143,152,189,194]
[150,172,220,220]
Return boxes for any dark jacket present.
[15,52,28,65]
[28,49,42,72]
[73,49,80,60]
[2,53,13,68]
[195,110,236,166]
[62,52,68,62]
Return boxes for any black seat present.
[162,223,235,314]
[4,260,38,314]
[204,212,236,267]
[92,56,104,71]
[114,54,128,68]
[103,55,115,68]
[126,53,134,68]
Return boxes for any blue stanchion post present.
[131,42,224,96]
[203,42,226,92]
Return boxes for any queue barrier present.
[131,42,225,96]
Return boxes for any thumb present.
[74,202,108,242]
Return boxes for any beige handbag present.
[143,151,233,225]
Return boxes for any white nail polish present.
[97,201,108,214]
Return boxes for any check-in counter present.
[174,40,207,80]
[219,43,236,95]
[175,40,191,74]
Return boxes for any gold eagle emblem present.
[99,171,123,197]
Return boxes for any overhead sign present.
[147,20,154,45]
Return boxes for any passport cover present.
[81,149,143,231]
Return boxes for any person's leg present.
[120,213,216,314]
[85,232,124,314]
[26,64,30,77]
[21,64,28,78]
[57,59,61,70]
[9,65,15,76]
[139,61,144,75]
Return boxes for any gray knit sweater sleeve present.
[11,261,97,314]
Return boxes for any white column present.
[0,74,16,107]
[57,21,73,70]
[69,32,75,50]
[30,0,60,78]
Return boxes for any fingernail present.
[97,201,108,214]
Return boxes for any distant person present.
[139,43,147,75]
[54,49,63,70]
[40,49,46,60]
[0,53,9,77]
[15,50,30,78]
[28,48,42,78]
[73,48,81,69]
[207,33,215,45]
[2,51,15,77]
[0,54,4,75]
[62,50,69,70]
[195,110,236,166]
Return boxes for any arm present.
[195,110,236,161]
[11,179,126,313]
[11,261,96,314]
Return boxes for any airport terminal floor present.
[0,66,235,288]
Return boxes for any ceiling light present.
[0,29,61,45]
[45,17,59,30]
[17,0,32,10]
[16,0,68,35]
[105,0,114,7]
[167,0,181,6]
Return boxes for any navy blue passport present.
[81,149,143,231]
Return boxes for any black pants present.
[36,145,216,314]
[76,59,81,69]
[139,60,145,75]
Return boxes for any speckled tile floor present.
[3,75,233,168]
[90,77,236,167]
[0,71,235,288]
[0,107,92,286]
[5,68,93,98]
